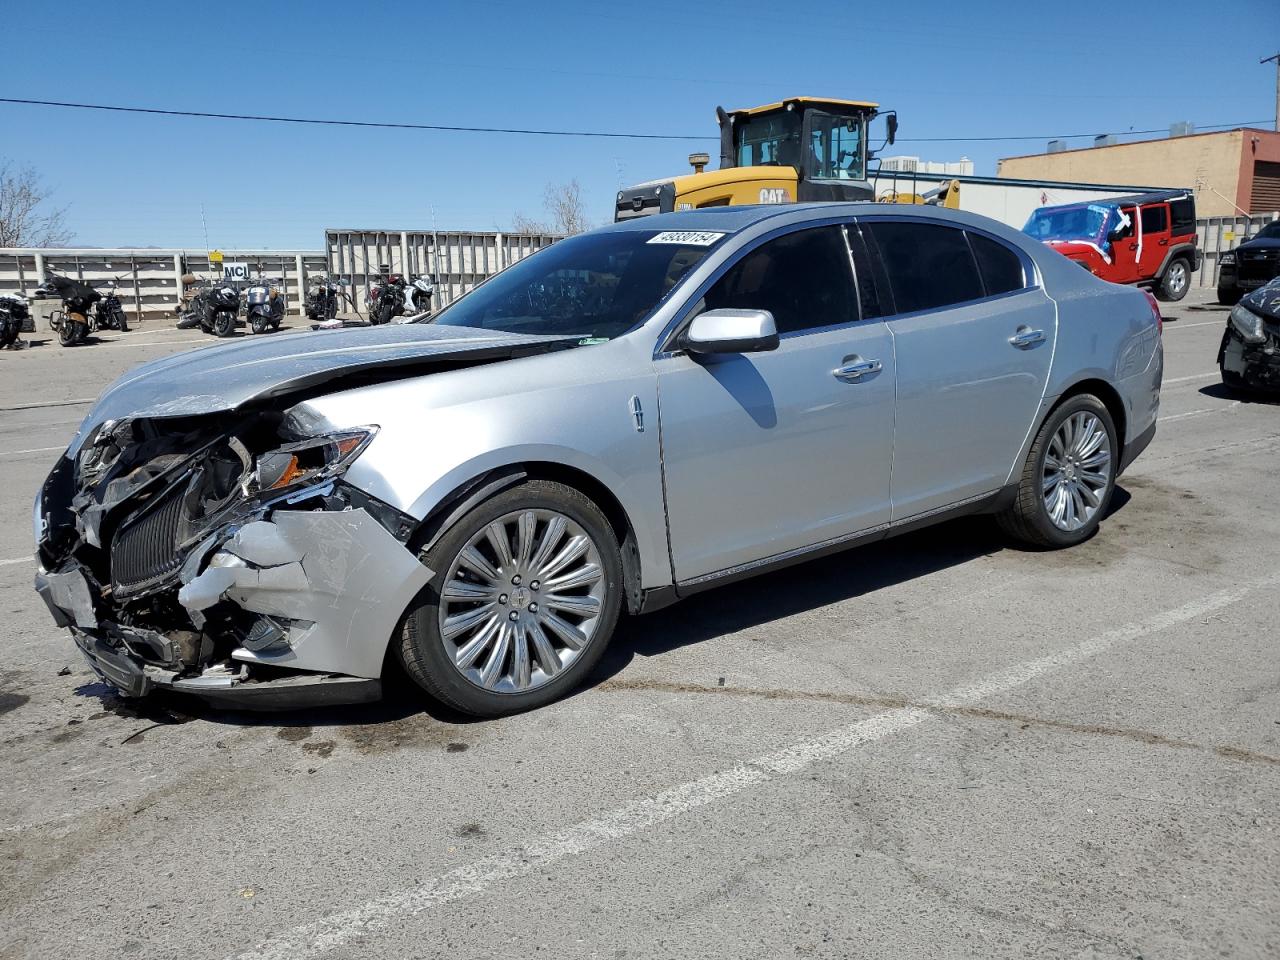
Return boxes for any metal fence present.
[325,229,561,315]
[1193,212,1279,288]
[0,248,327,321]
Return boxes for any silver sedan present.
[34,204,1163,716]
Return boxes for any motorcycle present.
[94,277,129,331]
[36,274,101,346]
[0,292,30,349]
[244,278,284,334]
[408,274,435,317]
[367,265,406,325]
[305,275,342,321]
[200,284,241,338]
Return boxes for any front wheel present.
[1217,286,1242,306]
[213,311,236,338]
[250,312,269,335]
[398,479,623,717]
[58,320,79,347]
[998,394,1117,548]
[1155,258,1190,302]
[373,303,393,325]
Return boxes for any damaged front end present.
[1220,281,1280,392]
[35,411,431,709]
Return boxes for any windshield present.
[1023,203,1119,246]
[429,229,723,340]
[736,111,801,167]
[807,112,866,180]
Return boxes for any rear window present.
[867,221,983,314]
[1169,197,1195,236]
[968,232,1025,296]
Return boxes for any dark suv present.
[1217,220,1280,304]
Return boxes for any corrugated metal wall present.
[325,229,561,315]
[0,249,327,320]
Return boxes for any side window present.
[968,232,1025,296]
[702,225,857,334]
[1140,205,1168,234]
[1169,198,1195,236]
[866,221,983,314]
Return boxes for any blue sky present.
[3,0,1276,249]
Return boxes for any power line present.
[0,98,711,141]
[0,97,1269,146]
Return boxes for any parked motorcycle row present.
[176,275,287,337]
[1,266,436,351]
[25,274,130,347]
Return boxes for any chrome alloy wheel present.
[1042,411,1112,532]
[1167,260,1188,296]
[438,509,607,693]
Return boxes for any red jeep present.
[1023,190,1201,301]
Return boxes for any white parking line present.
[1159,401,1241,424]
[0,556,32,566]
[1164,319,1227,330]
[0,445,64,458]
[232,576,1278,960]
[1164,371,1220,385]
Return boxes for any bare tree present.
[0,161,72,247]
[512,179,592,236]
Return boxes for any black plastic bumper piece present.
[73,629,152,698]
[1119,418,1157,475]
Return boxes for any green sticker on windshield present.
[578,337,609,345]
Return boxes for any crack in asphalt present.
[595,678,1280,767]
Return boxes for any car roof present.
[603,202,1015,236]
[1033,189,1192,214]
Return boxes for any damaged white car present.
[35,204,1161,715]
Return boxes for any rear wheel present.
[998,394,1117,548]
[398,479,623,717]
[1155,258,1190,302]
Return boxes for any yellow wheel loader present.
[615,97,897,221]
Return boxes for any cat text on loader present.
[614,97,896,221]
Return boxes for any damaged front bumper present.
[37,503,432,708]
[1220,321,1280,392]
[35,414,434,709]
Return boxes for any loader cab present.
[614,97,893,221]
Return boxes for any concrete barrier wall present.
[0,249,326,322]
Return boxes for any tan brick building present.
[998,128,1280,217]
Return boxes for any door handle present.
[1158,238,1168,246]
[1009,327,1046,348]
[833,357,882,382]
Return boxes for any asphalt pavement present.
[1,291,1277,960]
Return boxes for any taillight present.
[1141,289,1162,334]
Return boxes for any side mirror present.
[886,113,898,146]
[683,308,779,355]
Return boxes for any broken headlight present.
[254,427,377,495]
[1229,304,1266,344]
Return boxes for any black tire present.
[1154,258,1191,302]
[398,479,623,717]
[250,313,269,335]
[1217,286,1242,306]
[58,320,78,347]
[373,303,393,325]
[213,311,236,338]
[997,393,1118,549]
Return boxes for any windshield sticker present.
[646,231,725,246]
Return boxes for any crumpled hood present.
[67,323,570,454]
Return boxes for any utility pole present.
[1264,53,1280,132]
